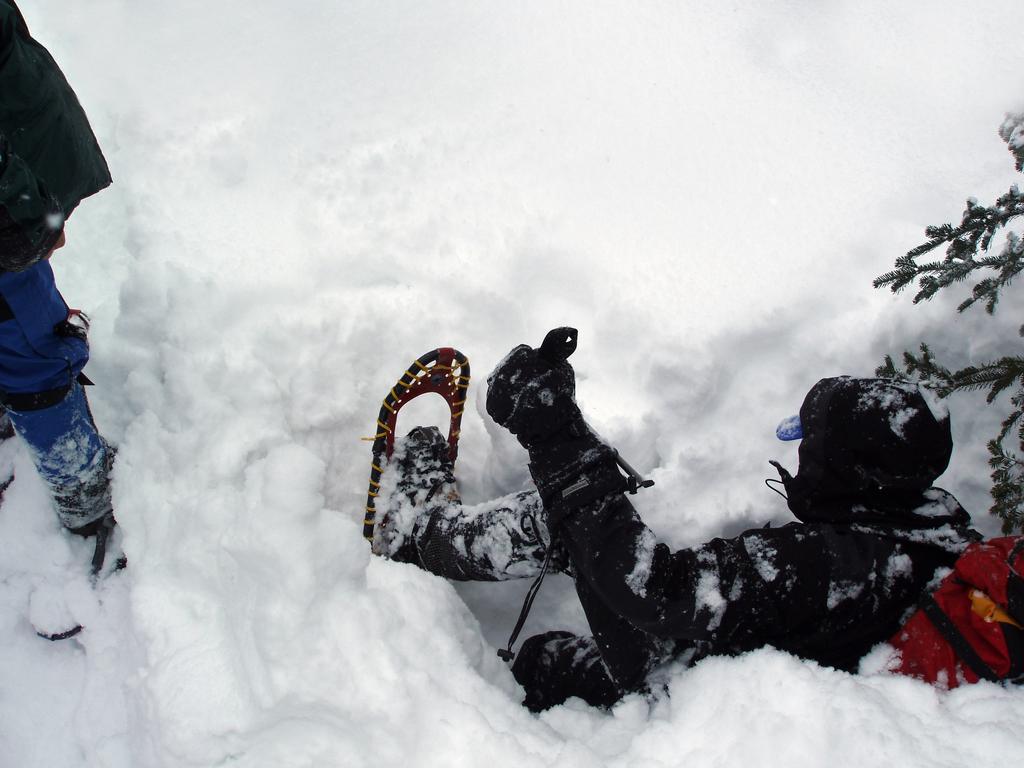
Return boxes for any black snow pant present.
[385,483,965,711]
[384,487,669,710]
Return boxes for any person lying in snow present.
[372,329,979,711]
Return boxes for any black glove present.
[486,328,625,525]
[485,327,583,450]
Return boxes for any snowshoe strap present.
[38,625,83,642]
[363,347,470,541]
[90,514,115,577]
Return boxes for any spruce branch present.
[875,343,956,394]
[951,356,1024,402]
[954,231,1024,313]
[873,188,1024,309]
[988,438,1024,534]
[999,391,1024,444]
[875,113,1024,532]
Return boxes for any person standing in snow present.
[0,1,116,560]
[373,329,979,711]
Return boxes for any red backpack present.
[889,536,1024,686]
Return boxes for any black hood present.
[777,377,959,527]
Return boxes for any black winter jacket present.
[558,488,973,690]
[550,378,979,692]
[0,0,111,271]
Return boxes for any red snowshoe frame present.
[363,347,470,542]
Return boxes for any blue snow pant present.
[0,260,112,531]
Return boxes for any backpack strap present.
[1007,539,1024,625]
[920,593,1001,683]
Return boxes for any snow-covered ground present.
[2,2,1024,766]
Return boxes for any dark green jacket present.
[0,0,111,271]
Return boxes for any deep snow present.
[2,2,1024,766]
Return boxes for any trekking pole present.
[614,450,655,494]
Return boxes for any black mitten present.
[485,327,582,450]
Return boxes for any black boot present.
[372,426,457,562]
[512,631,625,711]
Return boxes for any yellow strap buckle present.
[969,589,1024,629]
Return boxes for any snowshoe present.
[35,513,126,641]
[363,346,470,543]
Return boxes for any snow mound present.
[3,2,1023,766]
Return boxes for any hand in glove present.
[486,328,625,523]
[485,327,584,449]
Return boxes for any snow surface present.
[3,1,1024,766]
